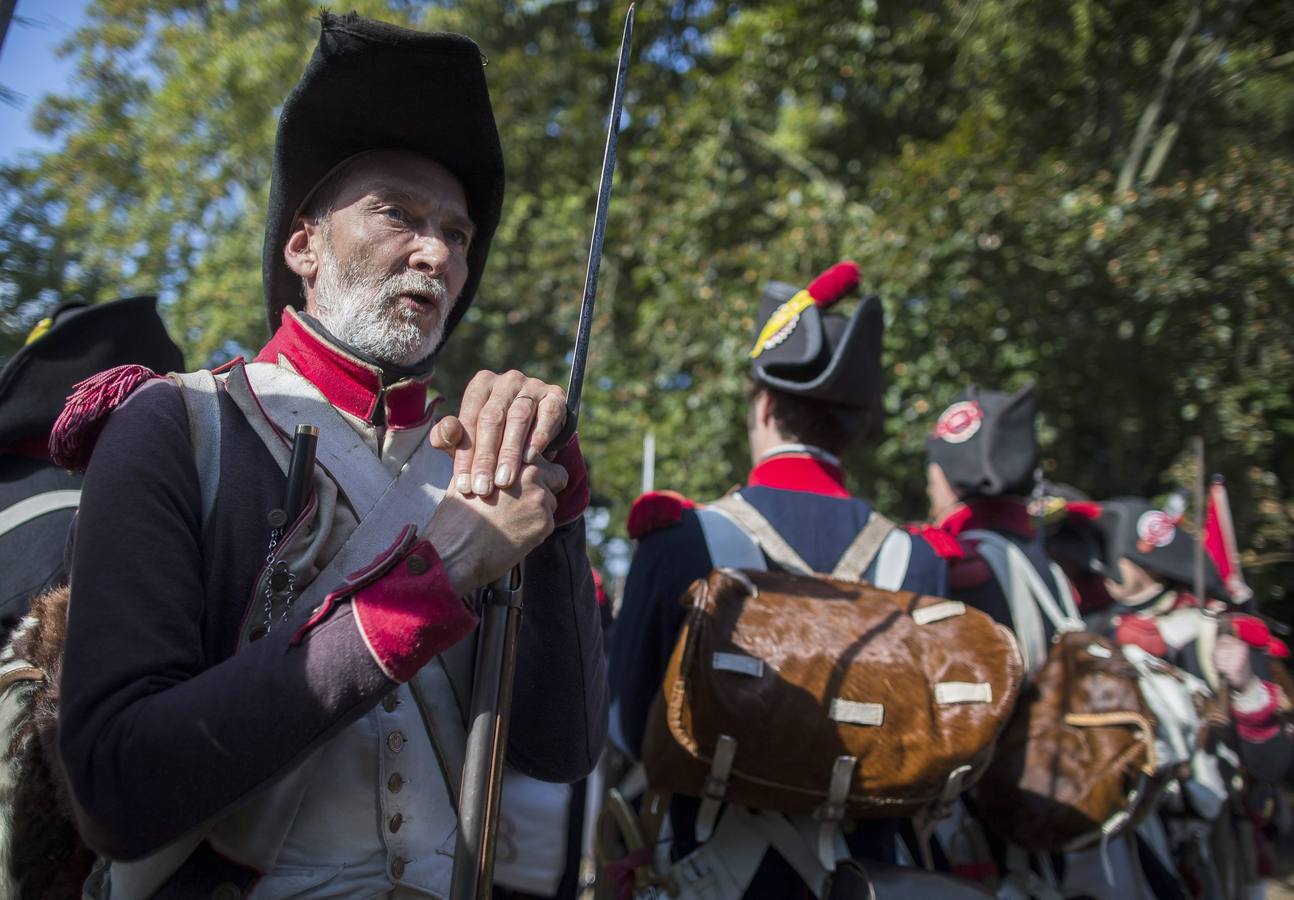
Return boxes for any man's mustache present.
[378,271,449,304]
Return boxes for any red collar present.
[747,449,849,498]
[255,309,436,428]
[936,497,1035,539]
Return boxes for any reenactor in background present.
[920,384,1078,657]
[1089,498,1292,899]
[0,297,184,641]
[608,261,951,898]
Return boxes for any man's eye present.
[446,228,469,247]
[383,207,408,223]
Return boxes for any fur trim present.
[48,364,161,470]
[0,585,96,897]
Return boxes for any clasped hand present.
[423,370,570,595]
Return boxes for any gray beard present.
[312,247,450,367]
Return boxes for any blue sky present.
[0,0,91,165]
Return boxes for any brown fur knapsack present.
[0,585,96,899]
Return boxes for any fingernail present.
[473,474,491,495]
[495,463,512,486]
[456,474,471,494]
[524,446,538,464]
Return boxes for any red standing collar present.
[747,448,850,498]
[935,497,1036,539]
[255,309,436,428]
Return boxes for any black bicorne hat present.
[748,261,885,436]
[0,297,185,450]
[1095,496,1226,596]
[926,384,1039,498]
[263,12,506,341]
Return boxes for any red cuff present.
[1232,680,1282,743]
[552,435,590,526]
[298,525,479,682]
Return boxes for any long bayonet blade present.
[553,3,634,448]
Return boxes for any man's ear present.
[283,216,322,282]
[754,389,776,430]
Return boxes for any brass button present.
[406,555,428,576]
[382,693,399,712]
[391,857,407,879]
[388,772,404,793]
[387,731,405,753]
[389,813,403,833]
[211,884,241,900]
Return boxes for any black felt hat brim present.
[262,13,505,342]
[0,296,185,448]
[751,286,885,413]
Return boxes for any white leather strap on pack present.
[934,682,993,705]
[712,653,764,678]
[829,512,897,581]
[171,369,222,529]
[813,755,857,871]
[696,735,738,842]
[0,490,82,539]
[829,698,884,727]
[912,601,966,625]
[708,494,813,575]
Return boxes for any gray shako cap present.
[926,385,1039,498]
[262,12,506,341]
[749,277,885,440]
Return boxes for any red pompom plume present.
[627,490,696,539]
[806,261,861,308]
[49,364,160,470]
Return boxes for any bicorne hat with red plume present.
[748,261,884,438]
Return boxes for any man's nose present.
[409,233,450,273]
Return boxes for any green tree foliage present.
[1,0,1291,610]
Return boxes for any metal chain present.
[260,528,299,635]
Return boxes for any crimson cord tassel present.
[49,364,160,470]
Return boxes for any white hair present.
[310,231,449,366]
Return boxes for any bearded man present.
[53,14,606,898]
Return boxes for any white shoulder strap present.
[870,529,912,592]
[829,513,897,582]
[707,494,812,574]
[170,370,222,530]
[962,530,1083,678]
[695,504,767,571]
[0,490,82,539]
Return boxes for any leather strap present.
[709,494,813,575]
[0,490,82,539]
[813,755,857,871]
[830,512,897,582]
[696,735,737,841]
[0,662,44,694]
[694,506,768,571]
[171,370,222,529]
[962,530,1083,678]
